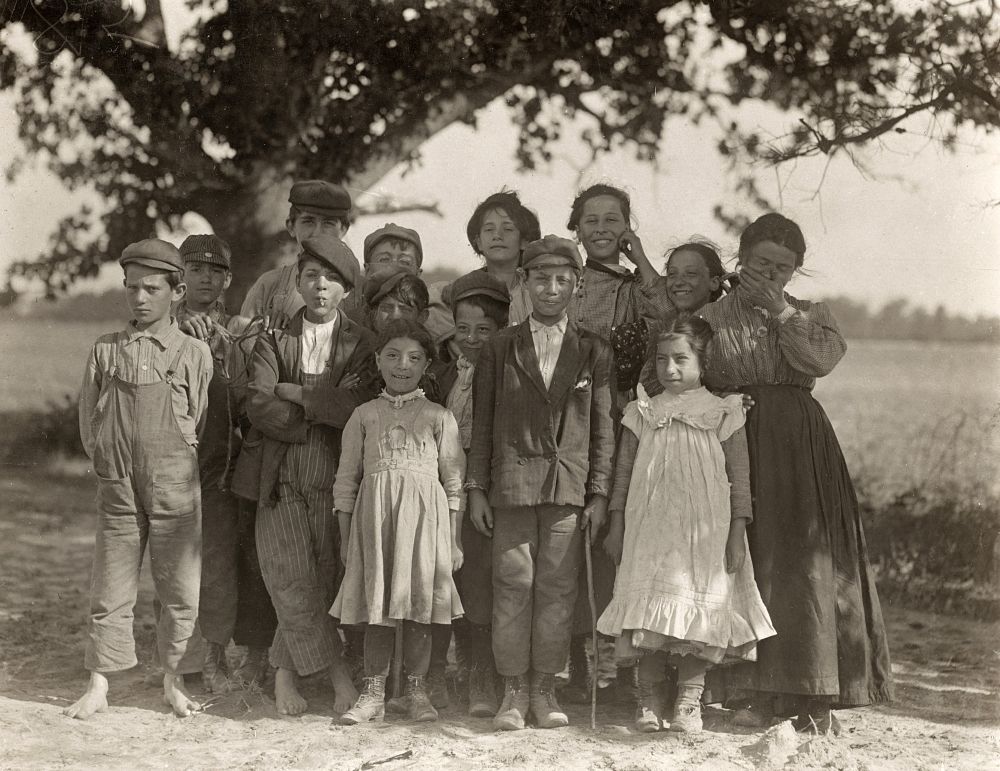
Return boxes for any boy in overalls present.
[67,239,213,719]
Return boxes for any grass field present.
[3,317,997,500]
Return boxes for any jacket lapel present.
[546,323,584,402]
[513,322,548,398]
[327,311,362,386]
[277,310,304,385]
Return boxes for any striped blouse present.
[697,289,847,390]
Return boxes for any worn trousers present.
[199,489,277,648]
[256,441,342,676]
[85,470,201,675]
[491,504,583,676]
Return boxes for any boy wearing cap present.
[465,236,615,731]
[427,270,511,716]
[363,265,430,334]
[176,234,278,692]
[239,180,353,329]
[245,233,377,715]
[67,239,213,720]
[339,222,424,327]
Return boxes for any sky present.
[2,8,999,317]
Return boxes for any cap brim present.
[452,288,510,305]
[295,204,349,218]
[182,255,230,269]
[521,256,579,271]
[120,256,182,272]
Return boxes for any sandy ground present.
[1,465,998,770]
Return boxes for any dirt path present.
[1,466,998,770]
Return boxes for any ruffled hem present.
[614,630,760,665]
[596,591,776,652]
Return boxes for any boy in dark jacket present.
[466,236,616,731]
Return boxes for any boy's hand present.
[725,522,747,573]
[580,495,609,533]
[468,489,493,537]
[274,383,304,405]
[603,516,625,565]
[180,313,214,342]
[339,372,361,390]
[263,311,292,334]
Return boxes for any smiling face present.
[287,211,347,248]
[454,300,501,364]
[183,261,231,311]
[296,258,347,322]
[655,335,703,395]
[124,264,185,330]
[665,249,720,312]
[476,208,525,267]
[376,336,430,395]
[576,194,628,263]
[525,265,579,323]
[740,240,798,290]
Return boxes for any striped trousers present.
[256,428,342,676]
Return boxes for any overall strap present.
[165,335,192,383]
[108,331,122,379]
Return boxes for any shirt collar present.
[125,318,180,348]
[529,314,568,335]
[302,310,341,331]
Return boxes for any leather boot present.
[468,666,499,717]
[404,674,438,722]
[340,676,386,725]
[493,674,530,731]
[202,641,230,694]
[530,672,569,729]
[670,686,704,733]
[634,676,665,733]
[426,662,449,710]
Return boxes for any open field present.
[1,466,998,770]
[3,317,998,498]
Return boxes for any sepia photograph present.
[1,1,998,768]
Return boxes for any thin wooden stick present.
[392,619,404,698]
[584,523,598,730]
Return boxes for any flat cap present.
[363,223,423,265]
[298,234,361,290]
[288,180,352,218]
[180,234,231,269]
[119,238,184,273]
[520,235,583,272]
[449,269,511,306]
[363,265,415,307]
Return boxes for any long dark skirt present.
[727,385,893,708]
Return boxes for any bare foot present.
[330,660,359,714]
[63,672,109,719]
[162,673,202,717]
[274,668,308,715]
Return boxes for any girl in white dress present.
[597,316,775,733]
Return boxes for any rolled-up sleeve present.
[776,301,847,377]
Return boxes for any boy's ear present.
[285,217,296,239]
[223,272,233,291]
[172,282,187,302]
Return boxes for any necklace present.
[380,388,424,409]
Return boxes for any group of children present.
[66,180,892,737]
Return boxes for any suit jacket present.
[233,308,377,503]
[465,319,616,509]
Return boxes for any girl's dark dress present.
[699,290,892,708]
